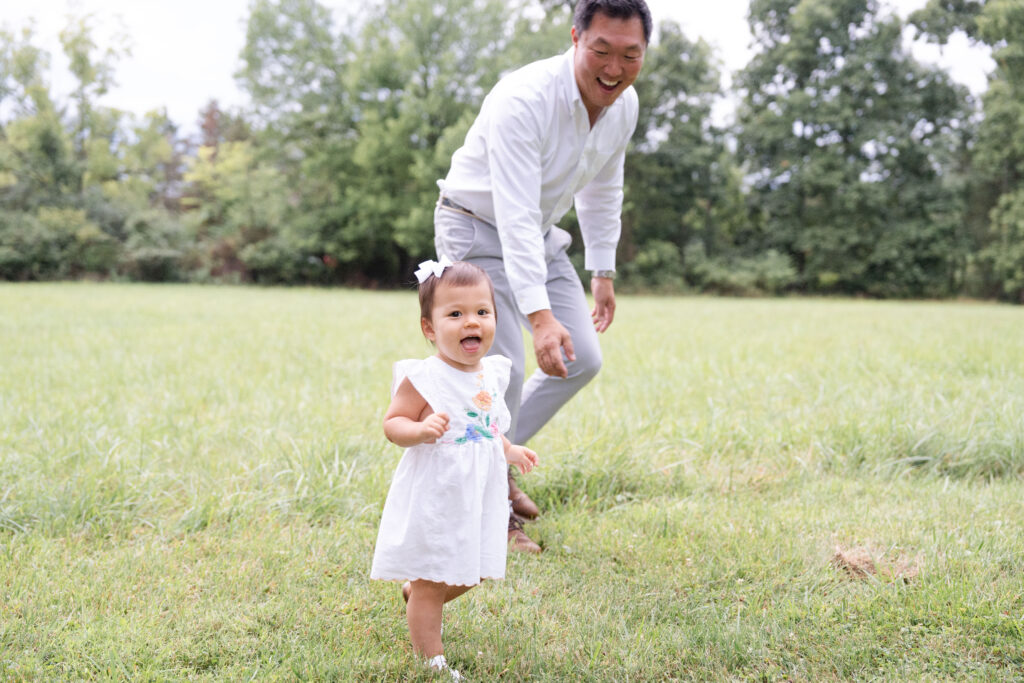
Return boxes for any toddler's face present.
[422,280,496,372]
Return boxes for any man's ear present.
[421,317,435,342]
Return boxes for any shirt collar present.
[560,47,583,116]
[560,46,620,127]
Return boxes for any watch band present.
[591,269,616,280]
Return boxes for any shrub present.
[239,236,312,284]
[119,209,188,282]
[0,207,117,280]
[684,240,797,295]
[621,239,687,291]
[0,211,50,280]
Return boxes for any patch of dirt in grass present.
[831,545,920,583]
[832,546,876,578]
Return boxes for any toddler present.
[371,257,538,680]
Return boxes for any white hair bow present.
[414,255,453,284]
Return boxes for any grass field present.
[2,282,1023,681]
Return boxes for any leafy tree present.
[737,0,973,297]
[0,23,74,211]
[909,0,983,43]
[124,109,186,211]
[619,19,768,292]
[912,0,1024,301]
[973,0,1024,301]
[0,16,196,282]
[59,15,128,190]
[182,141,290,281]
[0,22,53,119]
[343,0,521,278]
[236,0,363,283]
[236,0,560,285]
[196,100,251,150]
[1,107,77,210]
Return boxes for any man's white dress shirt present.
[438,47,639,316]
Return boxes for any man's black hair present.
[573,0,652,45]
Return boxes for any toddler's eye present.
[478,309,490,316]
[449,311,462,318]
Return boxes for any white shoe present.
[426,654,464,681]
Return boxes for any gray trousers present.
[434,202,602,444]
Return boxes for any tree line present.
[1,0,1020,301]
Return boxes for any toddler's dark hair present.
[418,260,496,321]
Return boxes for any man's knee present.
[569,346,602,384]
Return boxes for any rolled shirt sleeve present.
[576,87,636,272]
[575,145,626,273]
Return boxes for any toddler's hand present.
[507,445,538,474]
[420,412,449,444]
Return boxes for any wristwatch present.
[591,269,616,280]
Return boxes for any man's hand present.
[527,309,575,378]
[591,276,616,333]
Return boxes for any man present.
[433,0,651,552]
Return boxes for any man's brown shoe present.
[508,514,541,554]
[508,474,540,519]
[511,489,540,520]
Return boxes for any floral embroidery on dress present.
[472,390,492,411]
[454,372,501,444]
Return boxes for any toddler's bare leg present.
[445,584,473,602]
[406,580,475,657]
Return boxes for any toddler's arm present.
[383,377,450,447]
[502,436,538,474]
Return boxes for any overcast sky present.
[2,0,992,133]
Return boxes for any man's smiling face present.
[572,11,646,123]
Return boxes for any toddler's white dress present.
[371,354,512,586]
